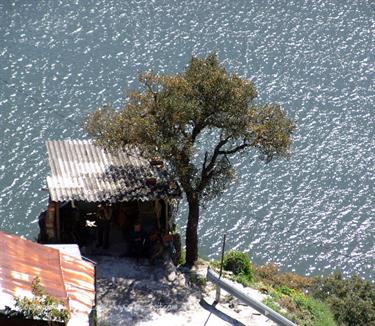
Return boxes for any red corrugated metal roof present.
[0,231,95,325]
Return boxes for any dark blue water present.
[0,0,374,279]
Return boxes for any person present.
[148,230,164,264]
[128,222,146,257]
[96,203,112,249]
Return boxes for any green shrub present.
[178,248,186,266]
[223,250,253,276]
[290,291,335,325]
[233,273,254,287]
[310,272,375,326]
[265,286,336,326]
[13,277,69,323]
[263,297,283,314]
[254,263,312,291]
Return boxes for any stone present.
[167,271,177,282]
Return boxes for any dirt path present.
[95,256,276,326]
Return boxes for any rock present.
[177,276,186,287]
[167,271,177,282]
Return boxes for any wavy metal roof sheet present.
[46,140,181,202]
[0,231,95,325]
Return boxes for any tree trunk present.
[185,193,200,266]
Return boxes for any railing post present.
[215,233,226,304]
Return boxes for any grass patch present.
[264,286,336,326]
[178,249,186,266]
[232,273,255,287]
[263,296,284,314]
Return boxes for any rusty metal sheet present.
[0,231,95,325]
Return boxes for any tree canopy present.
[85,54,294,265]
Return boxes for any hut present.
[38,140,181,258]
[0,230,95,325]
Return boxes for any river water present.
[0,0,374,279]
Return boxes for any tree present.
[84,54,294,266]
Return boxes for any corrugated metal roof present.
[46,244,82,259]
[0,231,95,325]
[46,139,181,202]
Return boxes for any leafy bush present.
[223,250,253,275]
[254,263,312,291]
[232,273,255,287]
[254,264,335,325]
[310,272,375,326]
[13,277,69,323]
[265,286,336,326]
[291,290,335,326]
[178,249,186,266]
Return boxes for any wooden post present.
[165,200,169,233]
[154,200,161,230]
[56,202,61,242]
[46,202,56,240]
[215,233,227,304]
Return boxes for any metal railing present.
[206,268,297,326]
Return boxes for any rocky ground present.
[94,255,277,326]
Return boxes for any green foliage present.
[178,249,186,266]
[223,250,250,275]
[256,264,375,325]
[210,251,337,326]
[247,261,335,325]
[263,296,283,313]
[223,250,253,277]
[85,54,294,200]
[310,272,375,326]
[13,277,69,324]
[254,263,312,291]
[265,286,336,326]
[232,273,254,287]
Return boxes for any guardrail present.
[206,268,297,326]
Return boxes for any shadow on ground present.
[200,298,247,326]
[94,256,200,325]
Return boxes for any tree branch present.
[218,142,250,155]
[144,78,158,104]
[202,151,209,171]
[191,123,202,143]
[196,136,231,192]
